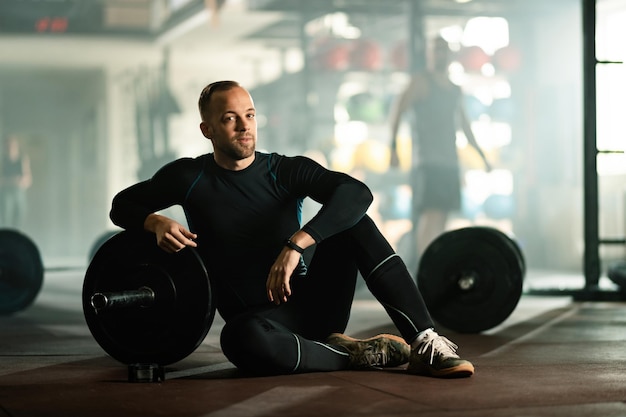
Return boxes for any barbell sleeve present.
[91,286,155,311]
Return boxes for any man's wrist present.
[143,213,163,233]
[284,238,305,254]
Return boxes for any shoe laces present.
[416,331,460,365]
[361,347,389,367]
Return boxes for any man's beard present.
[219,139,255,160]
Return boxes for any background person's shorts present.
[411,164,461,212]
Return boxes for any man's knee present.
[220,313,297,375]
[220,313,265,362]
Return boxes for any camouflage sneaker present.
[326,333,410,370]
[407,329,474,378]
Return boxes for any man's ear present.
[199,121,212,139]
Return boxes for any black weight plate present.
[82,230,215,365]
[474,226,526,279]
[608,260,626,289]
[417,227,524,333]
[88,229,121,261]
[0,229,44,315]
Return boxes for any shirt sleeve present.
[274,155,373,242]
[109,158,198,230]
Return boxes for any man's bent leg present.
[285,237,360,340]
[344,216,474,378]
[220,312,350,375]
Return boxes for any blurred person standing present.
[1,135,32,229]
[388,36,491,263]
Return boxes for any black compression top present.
[110,151,373,319]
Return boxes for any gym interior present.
[1,0,626,416]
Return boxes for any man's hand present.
[266,248,301,305]
[144,213,197,253]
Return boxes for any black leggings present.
[219,215,434,375]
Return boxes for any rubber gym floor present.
[1,268,626,417]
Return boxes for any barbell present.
[81,227,525,367]
[82,230,215,367]
[0,228,121,316]
[0,229,44,315]
[1,224,527,373]
[417,226,526,333]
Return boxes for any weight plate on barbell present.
[82,230,215,365]
[0,229,44,315]
[479,226,526,279]
[417,227,525,333]
[607,260,626,289]
[88,229,121,261]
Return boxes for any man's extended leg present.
[220,311,348,375]
[220,310,410,375]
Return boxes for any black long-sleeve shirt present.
[110,151,373,318]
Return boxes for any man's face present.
[201,86,257,162]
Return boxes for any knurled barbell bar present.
[90,286,156,311]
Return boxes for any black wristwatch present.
[284,239,305,254]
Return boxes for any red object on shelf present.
[310,37,351,71]
[390,40,408,71]
[457,45,490,72]
[350,39,383,71]
[493,45,522,73]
